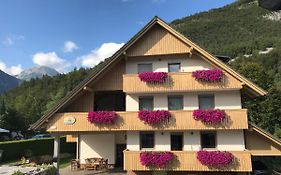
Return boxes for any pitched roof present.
[30,16,267,130]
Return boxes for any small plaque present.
[64,116,76,125]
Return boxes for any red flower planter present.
[138,110,171,125]
[140,151,174,168]
[192,69,223,82]
[87,111,117,124]
[138,72,168,83]
[193,109,226,124]
[197,150,234,167]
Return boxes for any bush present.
[0,137,75,162]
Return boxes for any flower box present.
[192,69,223,82]
[140,151,174,168]
[138,110,171,125]
[197,150,234,167]
[87,111,117,124]
[138,72,168,83]
[193,109,226,124]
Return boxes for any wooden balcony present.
[123,151,252,172]
[46,109,248,132]
[123,72,242,93]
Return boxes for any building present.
[31,17,281,175]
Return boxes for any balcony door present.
[170,132,183,151]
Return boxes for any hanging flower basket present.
[192,69,223,82]
[138,110,171,125]
[87,111,117,124]
[140,151,174,168]
[197,150,234,168]
[193,109,226,124]
[138,72,168,83]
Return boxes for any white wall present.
[217,130,245,150]
[155,131,170,151]
[126,131,140,151]
[184,131,201,151]
[126,54,214,74]
[80,134,115,164]
[126,91,242,111]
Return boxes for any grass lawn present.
[60,155,75,169]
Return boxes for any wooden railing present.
[123,151,252,172]
[123,72,242,93]
[47,109,248,132]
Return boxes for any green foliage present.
[11,171,24,175]
[0,137,75,162]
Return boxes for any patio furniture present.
[99,158,108,169]
[85,158,101,170]
[70,159,80,171]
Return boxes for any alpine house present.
[31,17,281,175]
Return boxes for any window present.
[139,97,153,111]
[201,131,217,149]
[171,132,183,151]
[140,132,155,149]
[198,95,214,109]
[138,63,152,73]
[168,63,181,72]
[168,96,183,110]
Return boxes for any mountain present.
[16,66,59,81]
[0,70,20,93]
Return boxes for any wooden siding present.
[123,151,252,172]
[46,109,248,132]
[123,72,242,93]
[127,24,191,57]
[66,135,77,142]
[92,59,125,91]
[245,130,281,156]
[63,92,93,112]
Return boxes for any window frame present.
[140,132,155,150]
[200,131,217,149]
[168,62,181,73]
[137,63,153,73]
[139,96,154,111]
[198,94,215,109]
[168,95,184,110]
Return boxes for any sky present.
[0,0,235,76]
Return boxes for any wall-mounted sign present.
[64,116,76,125]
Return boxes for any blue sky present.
[0,0,235,75]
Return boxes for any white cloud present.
[2,35,25,46]
[77,42,124,68]
[0,61,23,76]
[32,52,70,72]
[63,40,78,53]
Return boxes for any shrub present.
[0,137,75,162]
[138,110,171,125]
[197,150,234,167]
[87,111,117,124]
[192,69,223,82]
[193,109,226,124]
[140,151,174,168]
[138,72,168,83]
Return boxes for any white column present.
[53,135,60,174]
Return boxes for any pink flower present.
[193,109,226,124]
[138,110,171,125]
[197,150,234,167]
[87,111,117,124]
[140,152,174,168]
[192,69,223,82]
[138,72,168,83]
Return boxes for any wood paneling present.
[63,92,93,112]
[245,130,281,156]
[47,109,248,132]
[92,59,125,91]
[127,24,191,57]
[123,151,252,172]
[123,72,242,94]
[66,135,77,142]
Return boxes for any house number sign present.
[64,116,76,125]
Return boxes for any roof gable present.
[30,16,267,130]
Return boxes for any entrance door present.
[171,132,183,151]
[115,144,126,167]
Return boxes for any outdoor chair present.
[70,159,80,171]
[84,158,101,170]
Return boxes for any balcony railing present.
[123,72,242,93]
[123,150,252,172]
[47,109,248,132]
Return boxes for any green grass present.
[60,155,75,169]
